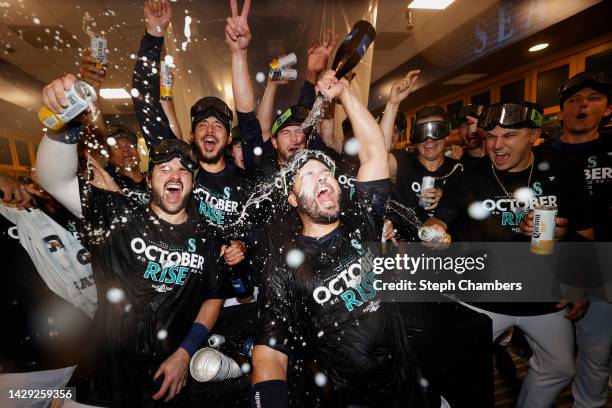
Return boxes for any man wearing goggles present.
[424,100,595,407]
[131,0,250,294]
[541,70,612,408]
[36,76,231,404]
[390,107,461,241]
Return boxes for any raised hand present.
[79,48,106,89]
[317,69,349,100]
[225,0,252,52]
[42,74,77,114]
[307,28,338,77]
[144,0,173,37]
[389,70,420,105]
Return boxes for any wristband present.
[179,322,209,357]
[251,380,288,408]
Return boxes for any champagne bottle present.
[331,20,376,79]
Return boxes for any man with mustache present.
[540,70,612,408]
[425,101,594,407]
[250,69,443,408]
[37,74,230,406]
[131,0,249,284]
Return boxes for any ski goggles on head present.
[271,106,310,137]
[190,97,233,132]
[558,71,612,106]
[478,102,543,131]
[410,120,451,144]
[281,149,336,195]
[149,139,198,172]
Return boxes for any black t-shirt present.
[460,151,486,167]
[541,135,612,241]
[392,152,463,240]
[0,212,91,373]
[192,161,249,232]
[435,151,592,315]
[106,166,150,205]
[256,179,432,407]
[74,185,230,405]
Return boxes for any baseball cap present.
[271,106,309,137]
[559,71,612,107]
[456,104,485,123]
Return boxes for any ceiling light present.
[407,0,455,10]
[100,88,131,99]
[529,43,549,52]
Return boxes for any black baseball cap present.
[271,106,309,137]
[558,71,612,107]
[375,111,408,134]
[456,104,485,123]
[107,124,138,146]
[190,97,233,133]
[149,139,198,172]
[281,149,336,195]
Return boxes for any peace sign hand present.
[225,0,252,52]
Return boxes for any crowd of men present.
[0,0,610,407]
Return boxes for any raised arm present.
[258,79,286,142]
[318,70,388,182]
[380,70,419,151]
[226,0,254,113]
[37,74,82,218]
[131,0,176,147]
[298,29,337,109]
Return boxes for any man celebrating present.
[456,104,486,165]
[426,101,594,407]
[250,70,441,408]
[37,74,229,406]
[542,70,612,408]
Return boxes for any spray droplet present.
[344,138,360,156]
[240,362,251,374]
[107,137,117,146]
[130,88,140,97]
[32,16,40,24]
[255,72,265,83]
[314,372,327,387]
[537,161,550,172]
[468,201,489,220]
[106,288,125,303]
[286,249,305,268]
[253,147,263,156]
[514,187,535,203]
[157,329,168,340]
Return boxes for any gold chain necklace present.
[491,156,534,213]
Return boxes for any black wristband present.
[251,380,288,408]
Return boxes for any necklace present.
[491,156,534,214]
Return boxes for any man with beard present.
[37,73,230,406]
[539,70,612,408]
[250,69,443,408]
[456,104,486,166]
[425,101,594,407]
[131,0,249,290]
[389,106,462,241]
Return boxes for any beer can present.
[269,52,297,70]
[418,176,436,208]
[418,226,444,242]
[90,36,107,68]
[38,81,97,130]
[190,348,242,382]
[207,334,225,349]
[269,68,298,81]
[530,206,557,255]
[160,61,173,101]
[240,336,254,358]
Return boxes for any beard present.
[198,146,226,164]
[296,189,341,225]
[151,186,191,215]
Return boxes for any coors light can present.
[190,348,242,382]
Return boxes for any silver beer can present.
[190,347,242,382]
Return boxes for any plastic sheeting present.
[162,0,378,139]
